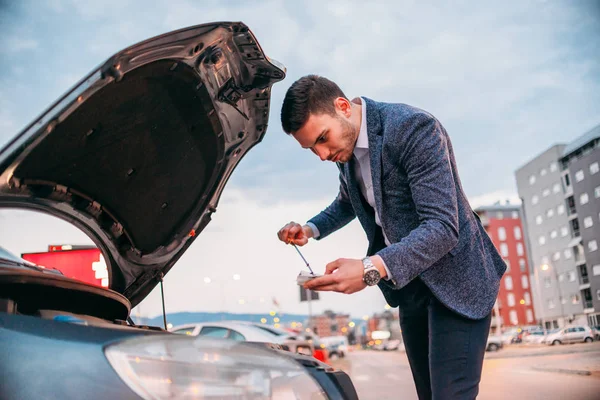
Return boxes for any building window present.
[546,208,554,218]
[593,265,600,276]
[497,212,504,219]
[571,294,580,304]
[557,204,565,215]
[560,296,567,305]
[511,211,519,219]
[564,174,571,187]
[504,259,511,272]
[564,248,572,259]
[548,299,555,309]
[532,195,539,205]
[594,186,600,199]
[597,290,600,301]
[550,230,558,239]
[509,310,518,325]
[505,276,514,291]
[561,226,569,237]
[519,259,526,272]
[526,309,534,323]
[584,216,593,228]
[580,193,589,205]
[590,162,599,175]
[539,236,546,245]
[552,251,561,261]
[541,168,547,176]
[589,240,598,252]
[567,271,576,282]
[544,277,552,288]
[500,243,509,257]
[521,275,529,289]
[550,162,558,172]
[552,183,561,194]
[542,188,551,197]
[498,227,507,241]
[517,243,524,256]
[536,215,543,225]
[514,226,522,240]
[529,175,536,185]
[507,292,515,306]
[558,273,565,282]
[575,170,584,182]
[524,292,531,305]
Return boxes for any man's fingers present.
[304,274,337,290]
[278,222,301,243]
[305,283,339,292]
[325,258,343,274]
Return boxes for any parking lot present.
[331,342,600,400]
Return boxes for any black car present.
[0,21,358,400]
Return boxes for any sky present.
[0,0,599,319]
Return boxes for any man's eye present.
[318,135,326,142]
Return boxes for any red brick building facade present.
[476,205,536,327]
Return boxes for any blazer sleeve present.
[376,112,459,288]
[307,170,356,240]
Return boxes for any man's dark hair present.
[280,75,347,134]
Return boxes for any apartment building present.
[475,204,536,328]
[515,125,600,329]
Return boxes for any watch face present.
[364,269,380,286]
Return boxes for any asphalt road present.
[331,342,600,400]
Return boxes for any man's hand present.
[277,221,313,246]
[303,258,367,294]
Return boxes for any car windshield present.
[0,246,36,267]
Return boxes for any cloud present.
[6,37,38,52]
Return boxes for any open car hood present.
[0,22,285,307]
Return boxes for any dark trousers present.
[395,278,492,400]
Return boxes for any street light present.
[534,262,565,331]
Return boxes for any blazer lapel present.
[365,98,384,219]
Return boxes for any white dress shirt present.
[307,97,395,282]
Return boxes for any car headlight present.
[105,335,328,400]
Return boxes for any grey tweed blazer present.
[308,98,506,320]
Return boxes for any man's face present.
[292,99,358,163]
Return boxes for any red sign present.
[21,248,108,287]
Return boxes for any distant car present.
[0,21,359,400]
[592,326,600,341]
[486,335,504,351]
[523,330,546,344]
[384,339,403,351]
[170,321,288,343]
[541,326,595,345]
[320,335,350,358]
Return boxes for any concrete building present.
[475,204,536,329]
[515,124,600,329]
[559,125,600,327]
[309,311,351,337]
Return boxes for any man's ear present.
[334,97,352,118]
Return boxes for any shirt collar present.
[354,97,369,152]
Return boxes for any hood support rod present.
[159,272,167,330]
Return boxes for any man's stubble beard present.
[337,117,359,164]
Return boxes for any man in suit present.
[277,75,506,399]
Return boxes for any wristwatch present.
[362,257,381,286]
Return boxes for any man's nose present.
[314,146,329,161]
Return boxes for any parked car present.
[0,21,359,400]
[170,320,317,357]
[486,335,504,351]
[541,326,595,345]
[523,330,546,344]
[592,325,600,341]
[320,335,350,358]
